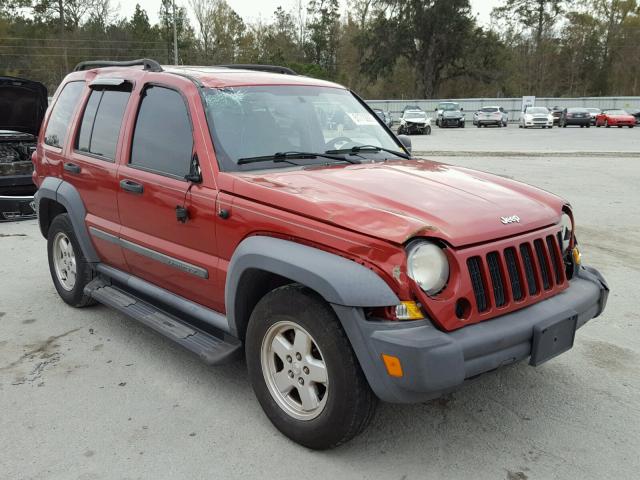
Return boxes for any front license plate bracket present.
[529,314,578,366]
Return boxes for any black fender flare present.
[35,177,99,263]
[225,236,400,337]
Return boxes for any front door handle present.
[119,179,144,194]
[64,162,81,174]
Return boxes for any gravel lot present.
[1,129,639,479]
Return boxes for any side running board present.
[84,278,242,365]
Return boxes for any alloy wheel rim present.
[52,232,77,291]
[260,320,329,421]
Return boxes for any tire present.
[460,122,465,128]
[246,285,377,450]
[425,125,431,135]
[630,125,634,129]
[477,123,481,128]
[47,213,96,307]
[605,120,610,128]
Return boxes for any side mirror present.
[434,107,438,111]
[460,107,464,111]
[398,134,412,154]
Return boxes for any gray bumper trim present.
[333,265,609,403]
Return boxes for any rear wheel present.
[605,120,610,128]
[246,285,377,450]
[47,214,96,307]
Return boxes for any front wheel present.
[246,285,377,450]
[424,125,432,135]
[47,214,96,307]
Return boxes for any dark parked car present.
[438,109,465,128]
[559,108,591,128]
[626,108,640,124]
[0,76,47,220]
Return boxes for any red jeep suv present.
[33,59,609,449]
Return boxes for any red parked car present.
[33,59,608,449]
[595,109,636,128]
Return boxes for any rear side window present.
[130,86,193,178]
[44,81,84,148]
[76,87,131,161]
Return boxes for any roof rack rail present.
[73,58,163,73]
[217,64,297,75]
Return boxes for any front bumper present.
[524,120,553,127]
[0,174,37,221]
[441,119,464,127]
[335,265,608,403]
[403,123,428,133]
[564,118,590,125]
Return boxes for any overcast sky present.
[119,0,500,27]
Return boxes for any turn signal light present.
[382,354,403,378]
[572,246,581,265]
[394,301,425,320]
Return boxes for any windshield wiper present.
[237,151,361,166]
[325,145,410,159]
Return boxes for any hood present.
[0,76,48,137]
[232,160,565,248]
[443,111,463,118]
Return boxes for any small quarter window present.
[76,86,131,161]
[130,86,193,178]
[45,81,84,148]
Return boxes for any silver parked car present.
[473,106,508,128]
[585,108,601,125]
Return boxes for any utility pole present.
[172,0,179,65]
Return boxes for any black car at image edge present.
[0,76,47,221]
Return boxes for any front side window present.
[76,87,131,161]
[130,86,193,178]
[44,81,84,148]
[203,85,403,171]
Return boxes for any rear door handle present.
[119,179,144,194]
[64,162,81,174]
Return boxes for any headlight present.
[406,242,449,296]
[560,212,573,252]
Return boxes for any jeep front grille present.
[466,233,565,313]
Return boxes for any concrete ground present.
[410,121,640,156]
[1,133,639,479]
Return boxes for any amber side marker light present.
[382,354,404,378]
[572,246,582,265]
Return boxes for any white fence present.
[366,97,640,123]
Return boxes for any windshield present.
[203,86,402,171]
[404,111,426,119]
[480,107,499,113]
[567,108,587,113]
[439,103,459,111]
[527,107,549,115]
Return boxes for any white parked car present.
[397,110,432,135]
[473,106,508,128]
[519,106,554,129]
